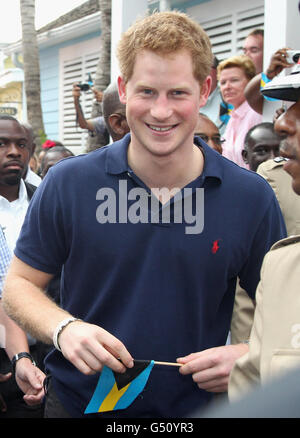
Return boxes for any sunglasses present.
[196,134,226,145]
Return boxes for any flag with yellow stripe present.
[84,360,154,414]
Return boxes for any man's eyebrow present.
[244,45,260,50]
[0,136,27,141]
[135,83,153,88]
[169,84,192,91]
[253,143,270,148]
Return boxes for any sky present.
[0,0,88,44]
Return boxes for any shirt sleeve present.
[238,192,287,299]
[90,116,107,135]
[228,273,265,400]
[0,227,12,297]
[14,171,68,275]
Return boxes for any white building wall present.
[263,0,300,120]
[187,0,264,60]
[111,0,148,81]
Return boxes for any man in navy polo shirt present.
[2,11,286,418]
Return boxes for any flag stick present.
[154,361,182,367]
[133,359,183,367]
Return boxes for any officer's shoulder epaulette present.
[270,235,300,251]
[273,156,288,164]
[257,157,287,173]
[267,156,288,169]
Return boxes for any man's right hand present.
[266,47,294,80]
[15,360,45,406]
[72,83,82,100]
[58,320,134,375]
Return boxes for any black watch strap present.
[11,352,36,373]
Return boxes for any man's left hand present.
[177,344,249,393]
[92,88,103,102]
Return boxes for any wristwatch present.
[11,352,36,373]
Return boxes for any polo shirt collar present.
[194,137,224,183]
[105,133,131,175]
[105,132,223,184]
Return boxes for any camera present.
[77,73,93,92]
[286,50,300,64]
[77,83,91,91]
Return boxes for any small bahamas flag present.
[84,360,154,414]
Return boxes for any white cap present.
[261,64,300,102]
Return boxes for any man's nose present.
[150,95,172,119]
[7,142,21,156]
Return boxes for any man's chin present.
[4,174,22,186]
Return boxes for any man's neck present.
[127,141,204,202]
[0,183,20,202]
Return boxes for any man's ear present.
[242,149,249,164]
[31,143,36,157]
[109,114,124,135]
[199,75,212,109]
[118,76,127,105]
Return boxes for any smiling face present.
[118,49,210,161]
[219,67,249,109]
[0,119,30,187]
[275,99,300,194]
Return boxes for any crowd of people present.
[0,8,299,419]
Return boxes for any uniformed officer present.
[229,65,300,400]
[231,121,300,346]
[257,156,300,236]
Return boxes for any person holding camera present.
[72,83,109,145]
[244,47,295,114]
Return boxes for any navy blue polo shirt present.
[15,134,286,417]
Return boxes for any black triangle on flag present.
[113,360,152,390]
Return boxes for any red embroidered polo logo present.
[212,239,220,254]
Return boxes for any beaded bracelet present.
[53,317,81,352]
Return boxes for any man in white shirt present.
[0,118,37,252]
[0,116,45,417]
